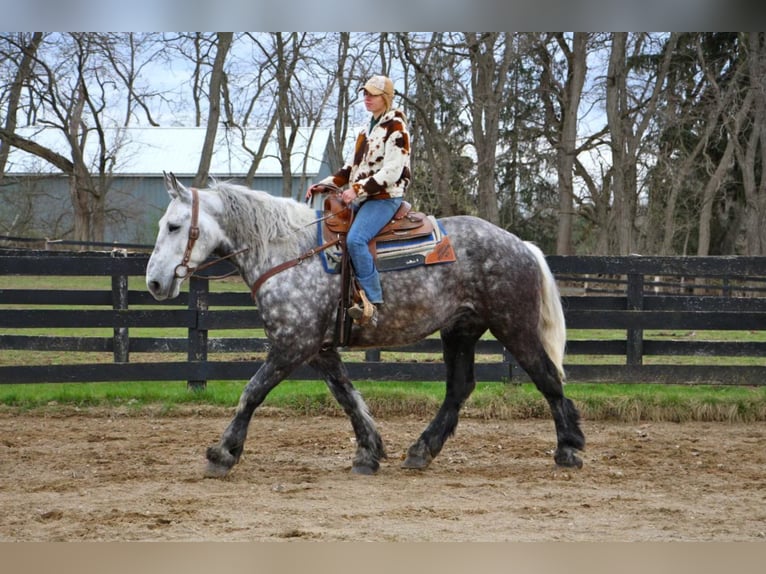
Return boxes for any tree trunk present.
[606,33,678,255]
[660,115,721,255]
[697,71,753,255]
[556,33,587,255]
[330,33,351,171]
[605,33,628,254]
[396,32,464,217]
[741,32,766,255]
[68,80,93,243]
[193,32,233,188]
[0,33,43,183]
[697,136,735,255]
[465,33,512,225]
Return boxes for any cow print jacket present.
[320,109,411,201]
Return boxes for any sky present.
[2,0,761,33]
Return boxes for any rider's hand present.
[304,184,320,202]
[341,188,357,205]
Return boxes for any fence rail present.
[1,249,765,386]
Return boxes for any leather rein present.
[250,236,341,299]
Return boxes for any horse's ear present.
[163,171,192,203]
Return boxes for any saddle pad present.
[316,213,456,274]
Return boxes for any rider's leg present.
[346,197,401,305]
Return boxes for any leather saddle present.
[322,193,435,246]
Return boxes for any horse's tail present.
[524,241,567,382]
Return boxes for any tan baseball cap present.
[360,75,394,98]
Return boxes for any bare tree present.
[606,32,679,254]
[193,32,232,188]
[328,33,354,170]
[0,33,165,242]
[165,33,215,128]
[95,32,164,127]
[289,33,344,194]
[273,32,305,198]
[4,31,763,255]
[0,32,43,183]
[536,32,589,254]
[217,33,280,187]
[736,32,766,255]
[396,32,471,217]
[693,35,752,255]
[463,32,513,225]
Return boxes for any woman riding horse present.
[306,75,410,328]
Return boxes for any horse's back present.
[438,215,538,275]
[377,215,543,318]
[434,215,545,311]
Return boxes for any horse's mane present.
[207,181,316,268]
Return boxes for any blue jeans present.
[347,197,402,304]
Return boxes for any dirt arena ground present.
[1,406,764,542]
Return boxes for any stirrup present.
[348,290,377,326]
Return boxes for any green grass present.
[568,328,766,343]
[1,379,764,423]
[564,382,766,423]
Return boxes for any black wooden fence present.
[1,248,765,386]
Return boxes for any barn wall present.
[1,168,332,244]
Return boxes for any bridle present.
[173,186,249,281]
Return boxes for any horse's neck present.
[216,190,316,285]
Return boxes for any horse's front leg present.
[205,358,293,478]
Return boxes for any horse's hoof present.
[402,443,433,470]
[554,448,583,469]
[204,461,231,479]
[205,445,237,478]
[351,464,377,476]
[401,454,431,470]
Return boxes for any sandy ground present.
[1,407,765,542]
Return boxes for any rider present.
[306,75,411,327]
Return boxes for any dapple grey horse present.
[146,173,585,477]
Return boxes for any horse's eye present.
[168,223,181,233]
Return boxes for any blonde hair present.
[381,92,393,112]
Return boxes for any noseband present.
[173,186,248,281]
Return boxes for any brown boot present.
[348,291,378,326]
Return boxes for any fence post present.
[502,348,516,384]
[626,272,644,366]
[187,276,209,390]
[365,349,381,362]
[111,251,130,363]
[722,276,731,297]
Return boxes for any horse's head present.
[146,172,224,300]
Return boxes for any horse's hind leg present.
[309,348,386,475]
[501,336,585,468]
[402,316,485,470]
[525,354,584,468]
